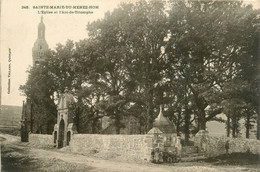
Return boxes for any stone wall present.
[29,134,54,148]
[205,136,260,157]
[67,134,152,162]
[195,131,260,157]
[27,133,181,162]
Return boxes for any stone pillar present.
[176,136,182,156]
[194,130,209,153]
[147,127,163,162]
[144,134,154,162]
[67,123,77,146]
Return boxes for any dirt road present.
[0,134,259,172]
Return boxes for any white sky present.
[0,0,259,107]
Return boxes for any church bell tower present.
[32,16,49,66]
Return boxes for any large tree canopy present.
[165,1,260,133]
[21,0,260,139]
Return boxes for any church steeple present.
[38,16,45,39]
[32,16,48,66]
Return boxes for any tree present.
[47,40,78,93]
[21,0,259,138]
[166,0,259,133]
[87,10,130,134]
[163,79,195,144]
[20,59,57,134]
[220,4,260,138]
[122,0,168,132]
[87,0,169,133]
[237,33,260,139]
[70,39,104,133]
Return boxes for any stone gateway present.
[53,93,77,148]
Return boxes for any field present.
[0,105,22,135]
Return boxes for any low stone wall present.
[195,131,260,157]
[67,134,152,162]
[27,133,181,162]
[29,134,54,148]
[205,136,260,157]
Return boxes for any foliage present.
[20,0,260,138]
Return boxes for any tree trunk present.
[92,117,97,134]
[74,97,83,133]
[144,87,154,133]
[200,120,206,130]
[257,112,260,140]
[245,112,250,139]
[198,110,206,130]
[139,118,142,134]
[30,100,33,133]
[176,111,182,136]
[227,114,231,137]
[114,114,121,134]
[75,108,80,133]
[232,126,236,138]
[232,115,237,138]
[145,96,154,133]
[184,109,190,145]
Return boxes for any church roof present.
[153,106,176,133]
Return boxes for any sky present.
[0,0,259,107]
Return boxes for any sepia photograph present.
[0,0,260,171]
